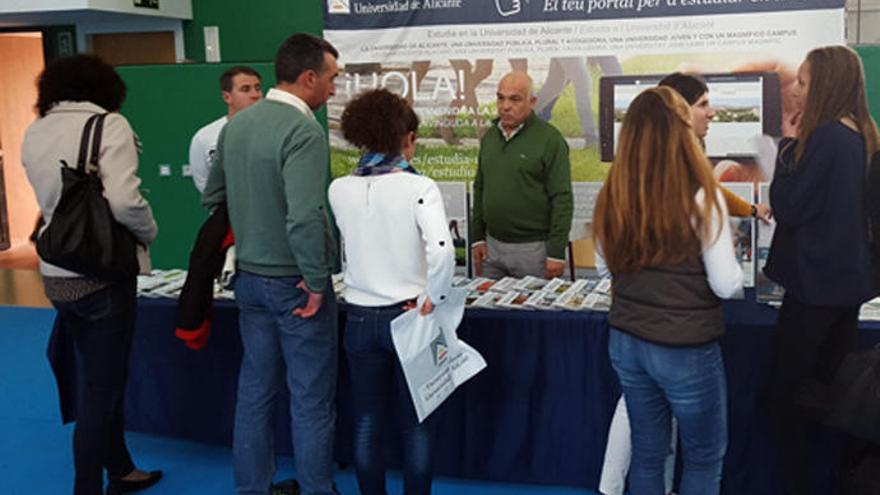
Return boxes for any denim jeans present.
[50,279,137,495]
[608,328,728,495]
[344,303,435,495]
[232,271,338,495]
[598,395,676,495]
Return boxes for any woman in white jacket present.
[22,55,161,495]
[329,89,455,495]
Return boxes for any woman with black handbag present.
[22,55,162,495]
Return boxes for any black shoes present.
[105,470,163,494]
[270,478,301,495]
[269,479,340,495]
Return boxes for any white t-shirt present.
[329,172,456,307]
[188,116,227,193]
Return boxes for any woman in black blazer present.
[764,45,880,495]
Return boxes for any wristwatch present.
[750,204,758,217]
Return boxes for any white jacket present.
[329,172,455,307]
[22,101,158,278]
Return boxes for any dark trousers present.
[51,280,137,495]
[344,304,435,495]
[769,294,859,495]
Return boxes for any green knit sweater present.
[471,113,573,259]
[202,99,335,292]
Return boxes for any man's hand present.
[472,243,488,276]
[545,259,566,279]
[754,203,773,224]
[292,280,324,318]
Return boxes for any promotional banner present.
[324,0,845,253]
[325,0,843,180]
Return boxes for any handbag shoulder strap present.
[74,114,101,173]
[88,113,108,172]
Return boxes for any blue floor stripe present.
[0,306,596,495]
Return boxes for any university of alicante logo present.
[431,332,448,366]
[495,0,523,16]
[328,0,351,14]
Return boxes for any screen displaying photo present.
[601,73,780,162]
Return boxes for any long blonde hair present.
[796,45,880,163]
[593,86,722,275]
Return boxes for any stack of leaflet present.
[859,297,880,321]
[522,277,583,310]
[495,291,533,310]
[465,276,518,309]
[495,276,553,310]
[214,280,235,300]
[137,269,187,298]
[138,271,351,302]
[332,273,346,302]
[550,279,597,311]
[581,277,613,311]
[460,275,614,312]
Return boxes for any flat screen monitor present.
[599,72,782,162]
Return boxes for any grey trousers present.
[481,234,547,279]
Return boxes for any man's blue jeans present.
[344,303,435,495]
[232,271,338,495]
[608,328,728,495]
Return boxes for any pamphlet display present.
[722,182,755,289]
[570,182,604,241]
[755,183,785,303]
[437,182,469,276]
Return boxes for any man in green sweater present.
[471,71,574,279]
[202,33,339,495]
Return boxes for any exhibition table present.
[124,293,880,493]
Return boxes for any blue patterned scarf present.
[352,153,419,176]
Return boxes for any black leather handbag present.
[36,113,138,280]
[825,348,880,445]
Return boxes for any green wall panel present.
[856,46,880,123]
[118,62,275,268]
[183,0,323,63]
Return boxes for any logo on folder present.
[431,332,448,366]
[328,0,351,14]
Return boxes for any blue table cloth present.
[124,292,880,493]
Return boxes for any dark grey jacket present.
[609,256,725,346]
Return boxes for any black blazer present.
[868,151,880,284]
[764,122,878,306]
